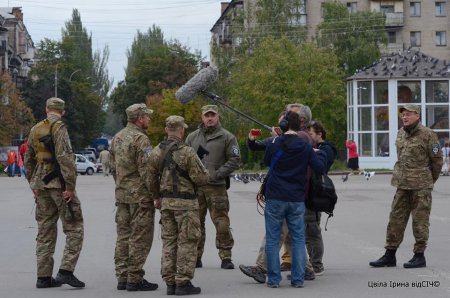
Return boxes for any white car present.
[74,154,97,175]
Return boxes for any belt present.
[161,192,197,200]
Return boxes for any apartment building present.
[212,1,450,62]
[0,7,35,87]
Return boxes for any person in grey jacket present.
[185,105,241,270]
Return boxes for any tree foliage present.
[110,25,202,132]
[317,1,387,76]
[226,37,346,147]
[0,73,35,145]
[22,9,111,149]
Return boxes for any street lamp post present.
[54,64,58,97]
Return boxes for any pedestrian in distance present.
[99,148,111,176]
[24,97,85,289]
[370,103,442,269]
[149,115,209,295]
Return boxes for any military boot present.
[221,258,235,269]
[175,281,201,295]
[55,270,85,288]
[167,283,176,295]
[36,277,62,288]
[126,279,158,291]
[369,249,396,267]
[403,253,426,268]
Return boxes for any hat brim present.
[202,109,218,115]
[398,107,419,114]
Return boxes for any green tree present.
[110,25,201,126]
[317,1,387,76]
[22,9,111,149]
[226,37,346,147]
[0,73,35,145]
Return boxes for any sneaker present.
[175,281,201,295]
[55,271,85,288]
[126,279,158,291]
[238,265,266,283]
[117,281,127,290]
[287,270,315,281]
[314,268,324,276]
[36,277,62,289]
[221,258,235,269]
[291,282,304,288]
[280,262,291,272]
[167,283,176,295]
[195,259,202,268]
[267,283,279,288]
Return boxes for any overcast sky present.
[4,0,222,86]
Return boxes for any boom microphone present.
[175,65,218,103]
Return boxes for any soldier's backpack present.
[305,172,338,229]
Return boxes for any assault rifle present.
[39,134,75,220]
[196,145,209,160]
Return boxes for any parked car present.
[75,150,96,162]
[74,154,97,175]
[83,147,99,159]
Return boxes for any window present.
[436,2,446,16]
[357,81,371,105]
[381,5,395,15]
[398,81,421,103]
[410,2,421,16]
[358,107,372,131]
[347,2,357,13]
[410,31,421,46]
[388,31,396,44]
[358,133,372,157]
[436,31,447,46]
[426,106,449,129]
[426,81,449,103]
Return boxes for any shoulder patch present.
[432,144,439,156]
[143,146,152,157]
[231,145,240,156]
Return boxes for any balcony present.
[385,12,404,27]
[380,43,404,55]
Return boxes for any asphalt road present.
[0,173,449,298]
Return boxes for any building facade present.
[212,1,450,62]
[0,7,35,88]
[347,50,450,169]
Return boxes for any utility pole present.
[54,64,58,97]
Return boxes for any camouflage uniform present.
[110,104,155,284]
[387,122,442,253]
[185,107,240,262]
[24,98,83,278]
[148,116,209,286]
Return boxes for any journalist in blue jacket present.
[263,111,327,288]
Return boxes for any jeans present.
[265,199,305,286]
[8,163,16,176]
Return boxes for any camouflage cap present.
[126,103,153,121]
[166,115,188,130]
[46,97,65,111]
[201,104,218,115]
[399,103,420,114]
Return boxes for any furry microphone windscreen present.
[175,65,218,104]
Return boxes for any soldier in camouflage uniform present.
[24,97,85,289]
[110,103,158,291]
[370,103,442,269]
[185,105,241,270]
[149,116,209,295]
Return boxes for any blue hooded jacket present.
[264,133,327,202]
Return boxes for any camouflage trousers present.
[114,203,155,283]
[35,188,84,277]
[197,185,234,261]
[385,188,432,253]
[255,219,313,272]
[161,209,201,286]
